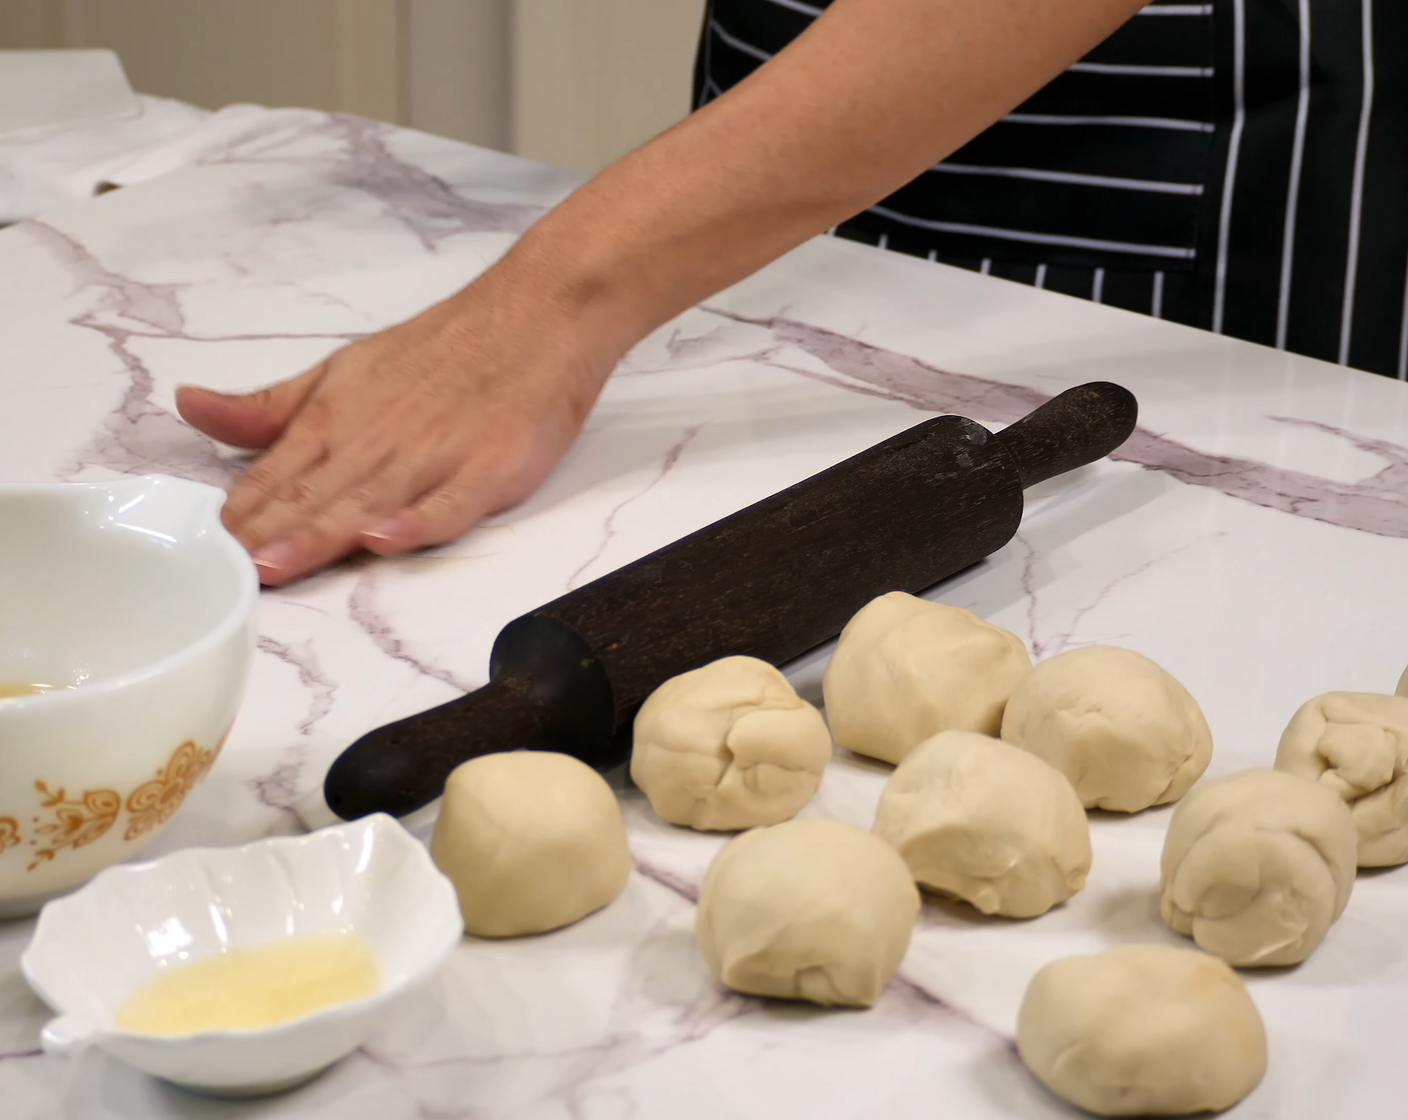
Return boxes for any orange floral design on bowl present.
[10,732,228,872]
[124,741,219,842]
[28,785,123,871]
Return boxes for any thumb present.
[176,365,324,450]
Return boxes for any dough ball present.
[1160,769,1357,967]
[873,731,1090,918]
[695,818,919,1007]
[1017,944,1267,1117]
[1001,645,1212,812]
[822,592,1031,765]
[631,656,831,831]
[1397,664,1408,697]
[1275,691,1408,867]
[430,751,631,938]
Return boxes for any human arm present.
[179,0,1151,585]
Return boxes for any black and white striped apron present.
[695,0,1408,380]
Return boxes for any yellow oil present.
[0,683,68,701]
[116,932,382,1036]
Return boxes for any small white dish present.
[20,814,464,1097]
[0,473,257,917]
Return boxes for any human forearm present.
[500,0,1151,356]
[186,0,1153,584]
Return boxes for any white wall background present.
[0,0,707,176]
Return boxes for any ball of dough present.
[1160,768,1357,966]
[430,751,631,938]
[1397,664,1408,698]
[1001,645,1212,812]
[1017,944,1267,1117]
[873,731,1090,918]
[822,592,1031,766]
[1275,691,1408,867]
[695,818,920,1007]
[631,656,831,831]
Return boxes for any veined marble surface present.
[2,111,1408,1119]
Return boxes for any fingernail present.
[361,518,404,545]
[253,540,299,572]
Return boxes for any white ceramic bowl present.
[21,814,464,1096]
[0,474,257,917]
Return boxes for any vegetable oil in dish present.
[116,932,381,1036]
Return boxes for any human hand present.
[178,263,621,586]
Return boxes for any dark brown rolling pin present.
[326,381,1137,819]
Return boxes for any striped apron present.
[695,0,1408,379]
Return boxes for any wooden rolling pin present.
[326,381,1137,819]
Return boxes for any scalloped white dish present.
[20,814,463,1097]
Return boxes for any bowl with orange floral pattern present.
[0,474,257,917]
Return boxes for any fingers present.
[257,445,530,586]
[234,439,389,554]
[248,450,439,585]
[220,433,329,542]
[247,428,558,585]
[358,481,498,557]
[219,372,353,544]
[176,365,324,450]
[356,420,569,559]
[360,457,532,557]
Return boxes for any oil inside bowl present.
[116,933,382,1037]
[0,683,72,701]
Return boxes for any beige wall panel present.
[0,0,64,47]
[334,0,403,122]
[512,0,705,176]
[405,0,509,149]
[62,1,339,112]
[0,0,403,122]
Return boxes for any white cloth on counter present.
[0,93,209,224]
[71,103,328,194]
[0,97,331,226]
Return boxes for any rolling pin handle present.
[996,382,1138,490]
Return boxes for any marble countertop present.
[2,110,1408,1120]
